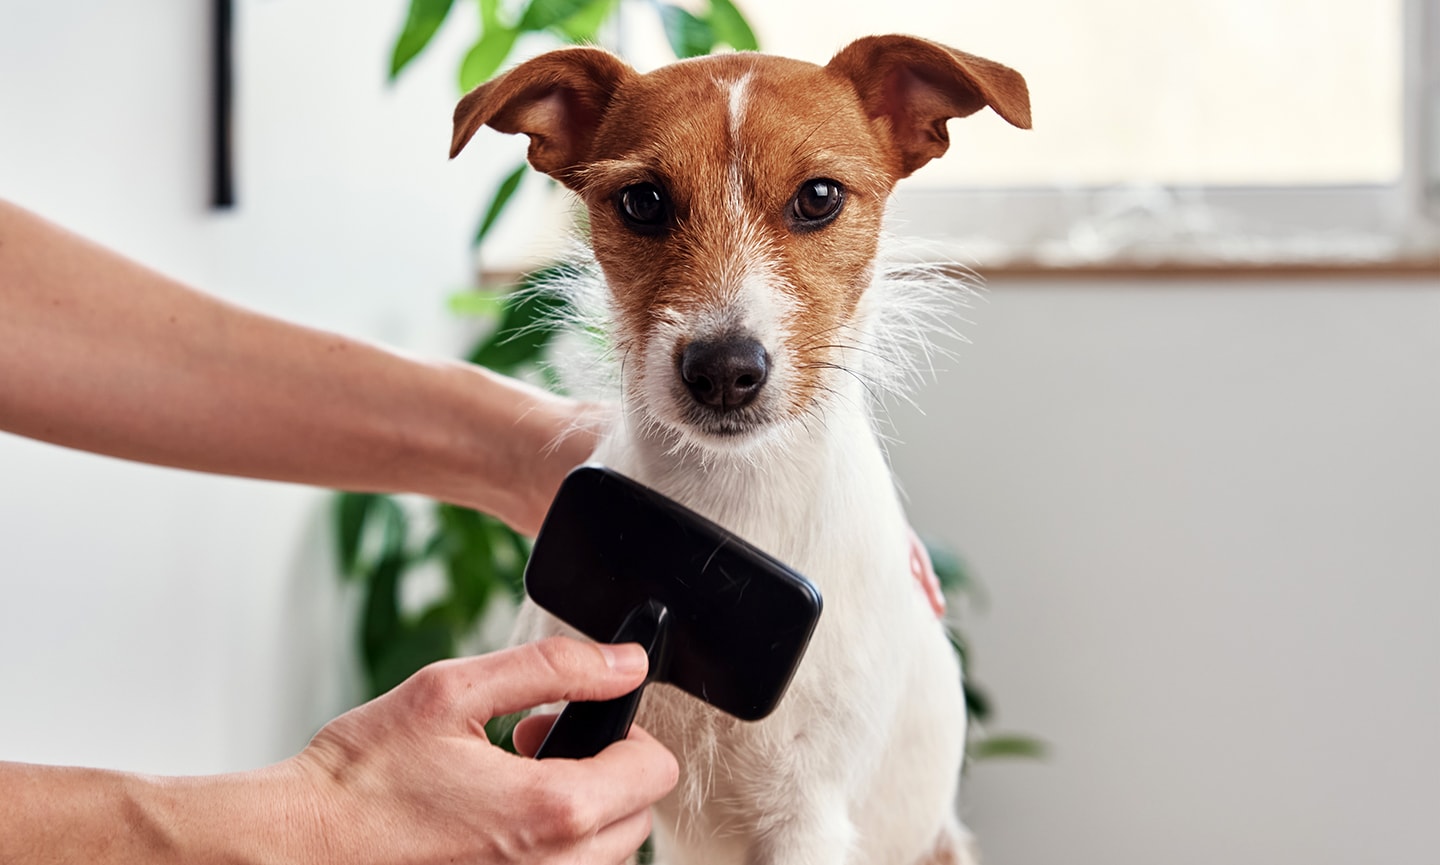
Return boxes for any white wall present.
[890,278,1440,865]
[3,3,1438,864]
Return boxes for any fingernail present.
[600,642,648,675]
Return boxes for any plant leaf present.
[519,0,594,31]
[924,539,969,593]
[466,267,574,373]
[374,496,409,564]
[438,504,498,620]
[657,3,716,59]
[447,289,508,319]
[459,24,521,91]
[948,626,969,668]
[370,621,456,697]
[360,548,407,673]
[479,0,502,29]
[555,0,618,42]
[334,492,378,578]
[706,0,758,50]
[358,496,411,663]
[490,521,532,602]
[485,711,523,753]
[391,0,459,80]
[963,681,992,724]
[970,734,1048,760]
[472,161,528,246]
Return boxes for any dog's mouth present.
[674,400,777,441]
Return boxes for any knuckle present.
[535,785,596,841]
[404,658,464,714]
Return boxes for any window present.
[622,0,1440,269]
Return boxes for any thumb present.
[462,636,649,720]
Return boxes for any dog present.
[450,35,1030,865]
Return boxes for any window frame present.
[882,0,1440,273]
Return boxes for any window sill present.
[975,257,1440,281]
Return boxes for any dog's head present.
[452,36,1029,453]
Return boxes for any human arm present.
[0,200,599,535]
[0,637,677,865]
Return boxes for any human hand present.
[288,637,677,865]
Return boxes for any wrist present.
[501,387,606,532]
[132,761,333,865]
[418,362,603,534]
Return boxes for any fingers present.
[418,637,649,723]
[493,721,672,862]
[527,796,653,865]
[512,712,667,760]
[588,807,653,865]
[512,712,556,758]
[536,729,679,828]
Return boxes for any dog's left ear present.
[450,47,636,188]
[828,35,1031,179]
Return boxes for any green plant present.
[335,0,1041,761]
[928,545,1046,761]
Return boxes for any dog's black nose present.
[680,337,770,411]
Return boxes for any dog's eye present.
[617,183,671,232]
[789,179,845,230]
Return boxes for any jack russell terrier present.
[450,34,1030,865]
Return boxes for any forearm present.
[0,200,591,529]
[0,761,319,865]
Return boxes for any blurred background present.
[1,2,1437,864]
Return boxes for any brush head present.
[525,466,823,721]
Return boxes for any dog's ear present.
[450,47,635,187]
[827,35,1031,178]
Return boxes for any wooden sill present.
[976,258,1440,281]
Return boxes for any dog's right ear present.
[450,47,635,188]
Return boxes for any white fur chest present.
[575,402,954,861]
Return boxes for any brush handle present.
[532,683,649,760]
[535,600,669,760]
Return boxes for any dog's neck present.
[593,367,908,586]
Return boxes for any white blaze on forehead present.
[716,73,797,377]
[726,72,751,142]
[722,72,753,211]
